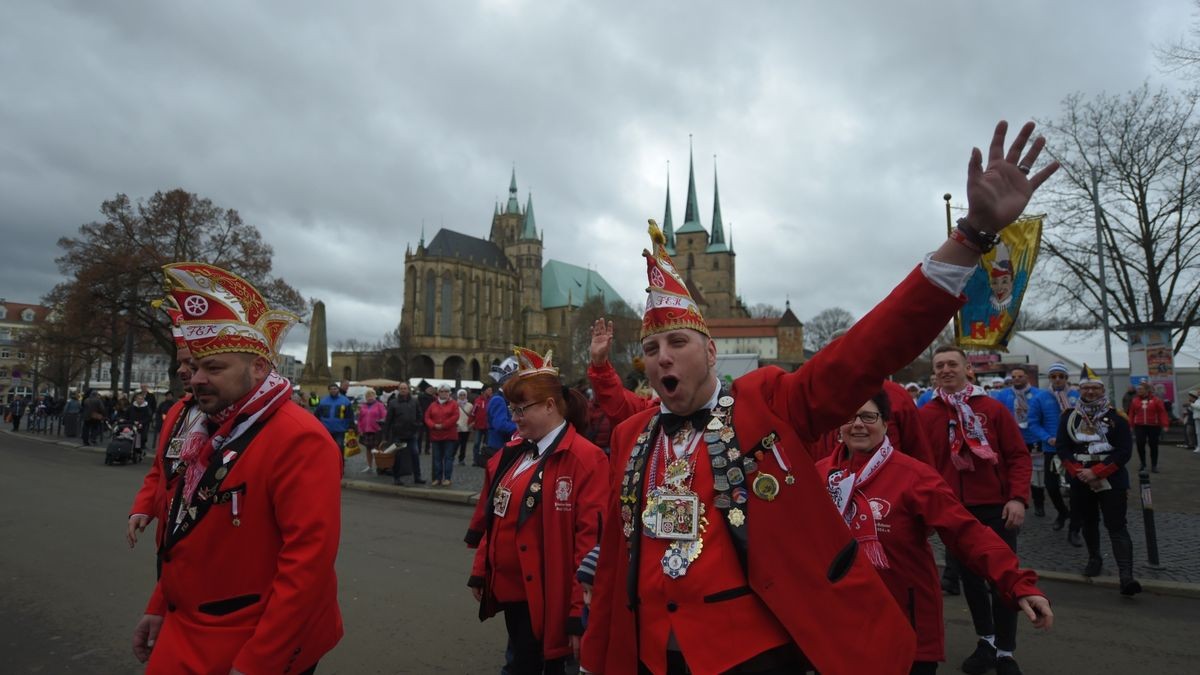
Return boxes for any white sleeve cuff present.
[921,252,975,295]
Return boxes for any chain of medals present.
[492,448,540,518]
[165,405,205,478]
[642,428,708,578]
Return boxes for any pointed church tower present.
[674,137,708,280]
[490,165,525,247]
[662,163,677,255]
[707,158,728,253]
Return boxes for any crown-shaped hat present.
[1080,363,1103,385]
[151,296,189,351]
[990,241,1013,278]
[513,346,558,377]
[641,219,708,339]
[162,262,299,360]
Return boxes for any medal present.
[215,466,227,480]
[530,482,541,493]
[493,487,512,517]
[726,467,745,486]
[720,427,735,443]
[165,438,184,459]
[732,487,749,504]
[713,493,732,509]
[752,473,780,501]
[525,496,535,509]
[707,417,724,430]
[652,493,700,540]
[742,457,758,474]
[719,395,734,407]
[728,507,746,527]
[726,447,741,461]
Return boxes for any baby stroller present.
[104,419,144,465]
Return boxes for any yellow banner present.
[955,215,1043,351]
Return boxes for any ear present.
[706,337,717,367]
[251,355,273,379]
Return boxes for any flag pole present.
[1091,169,1118,395]
[945,193,961,343]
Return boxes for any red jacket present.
[582,266,963,675]
[143,402,343,674]
[587,361,656,424]
[129,396,193,550]
[472,394,491,430]
[1128,394,1170,428]
[808,379,935,466]
[425,397,461,441]
[465,424,608,660]
[918,391,1032,507]
[816,447,1042,661]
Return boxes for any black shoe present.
[961,639,997,675]
[1052,514,1068,531]
[1033,504,1045,517]
[413,478,426,484]
[1068,531,1084,548]
[996,656,1023,675]
[1083,557,1103,577]
[1151,466,1159,473]
[1120,579,1143,596]
[393,480,407,487]
[941,576,960,596]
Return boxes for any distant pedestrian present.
[384,382,425,485]
[471,386,492,466]
[81,390,105,445]
[356,388,387,474]
[455,389,473,465]
[1189,392,1200,454]
[425,385,459,486]
[7,396,26,432]
[315,383,355,459]
[129,392,154,449]
[1128,381,1169,472]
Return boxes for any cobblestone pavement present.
[345,441,489,495]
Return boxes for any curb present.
[1032,569,1200,599]
[340,478,480,506]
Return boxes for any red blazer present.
[808,380,935,466]
[581,266,963,675]
[465,424,608,660]
[918,393,1032,508]
[143,401,344,675]
[816,448,1042,661]
[472,395,491,430]
[587,361,656,425]
[1128,395,1170,428]
[425,398,461,441]
[129,396,192,549]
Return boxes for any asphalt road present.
[2,431,1199,674]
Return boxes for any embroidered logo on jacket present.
[554,476,573,511]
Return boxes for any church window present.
[713,257,719,270]
[441,272,454,337]
[424,270,436,335]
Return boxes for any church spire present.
[521,191,538,239]
[506,164,520,214]
[707,156,728,252]
[676,135,706,235]
[662,161,676,254]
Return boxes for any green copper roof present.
[542,259,627,310]
[506,166,520,214]
[676,142,706,235]
[521,192,538,239]
[706,161,728,252]
[662,168,676,254]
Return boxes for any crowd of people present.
[101,120,1184,675]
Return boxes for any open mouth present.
[661,375,680,394]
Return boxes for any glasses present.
[507,399,547,418]
[844,411,881,425]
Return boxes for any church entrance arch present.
[385,355,404,381]
[443,355,466,380]
[470,359,481,381]
[410,355,435,378]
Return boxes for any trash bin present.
[63,413,79,438]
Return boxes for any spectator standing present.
[81,390,105,446]
[315,383,355,456]
[129,392,154,450]
[471,386,492,467]
[425,384,460,486]
[63,394,82,437]
[1189,391,1200,454]
[356,388,388,474]
[1128,381,1170,472]
[455,389,473,465]
[384,382,425,485]
[418,385,436,454]
[8,396,27,432]
[139,383,158,416]
[307,391,320,410]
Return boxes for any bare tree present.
[804,307,855,352]
[748,303,783,319]
[1037,85,1200,352]
[1157,1,1200,77]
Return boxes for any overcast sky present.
[1,0,1195,361]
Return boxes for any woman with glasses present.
[816,391,1051,675]
[465,347,608,675]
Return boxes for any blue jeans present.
[431,440,456,481]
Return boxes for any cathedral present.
[390,147,748,384]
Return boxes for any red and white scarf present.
[179,371,292,504]
[826,438,894,570]
[937,385,998,472]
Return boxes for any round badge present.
[214,466,227,480]
[719,396,734,407]
[752,473,780,501]
[183,295,209,316]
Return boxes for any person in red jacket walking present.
[472,386,492,466]
[465,347,608,675]
[817,390,1051,674]
[425,384,461,486]
[919,345,1033,675]
[1128,381,1170,472]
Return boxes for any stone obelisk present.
[300,300,333,388]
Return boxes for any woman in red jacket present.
[816,391,1052,674]
[466,348,608,675]
[1128,381,1170,472]
[425,384,461,486]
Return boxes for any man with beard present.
[582,122,1057,675]
[127,298,199,551]
[1057,365,1141,595]
[131,263,342,674]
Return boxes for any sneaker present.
[443,480,452,488]
[359,466,373,473]
[996,656,1023,675]
[961,639,997,675]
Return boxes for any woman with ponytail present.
[816,390,1050,674]
[465,348,609,675]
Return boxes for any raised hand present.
[964,120,1059,234]
[590,319,615,366]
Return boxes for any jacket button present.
[519,545,527,552]
[666,601,678,612]
[525,574,533,582]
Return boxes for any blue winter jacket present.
[993,386,1060,450]
[486,393,517,448]
[316,394,355,434]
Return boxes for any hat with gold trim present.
[152,296,188,351]
[513,346,558,378]
[161,262,299,361]
[1080,363,1104,386]
[640,219,709,339]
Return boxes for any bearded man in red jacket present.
[130,262,343,675]
[581,122,1058,675]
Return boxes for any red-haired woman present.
[465,349,609,675]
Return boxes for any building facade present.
[0,300,48,402]
[707,303,805,370]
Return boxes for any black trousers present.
[1070,483,1131,558]
[502,603,565,675]
[639,644,811,674]
[1133,426,1161,469]
[953,504,1019,652]
[910,661,938,675]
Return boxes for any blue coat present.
[486,393,517,449]
[993,386,1060,450]
[315,394,354,434]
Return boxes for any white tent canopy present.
[408,377,485,391]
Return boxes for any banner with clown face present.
[955,215,1043,351]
